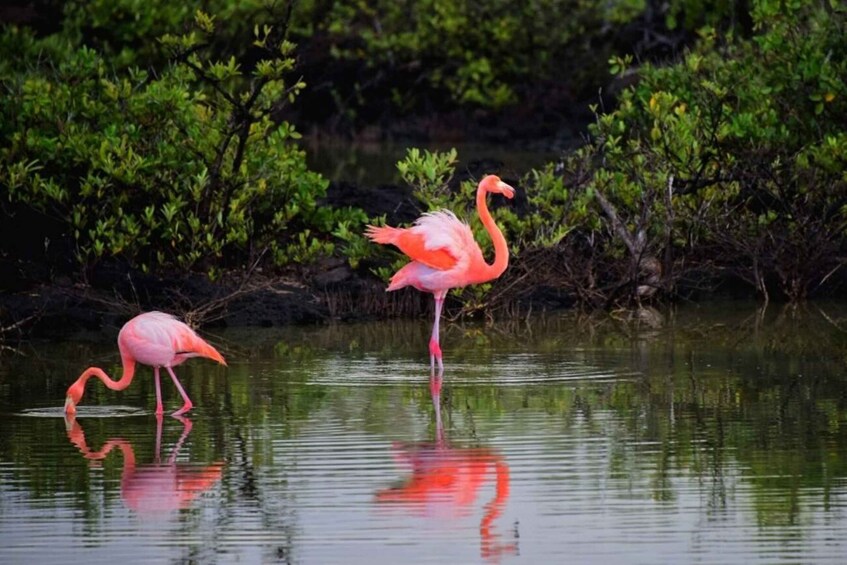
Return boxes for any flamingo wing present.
[367,211,479,272]
[121,312,225,366]
[390,230,458,270]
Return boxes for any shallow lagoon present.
[2,301,847,564]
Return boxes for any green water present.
[2,301,847,564]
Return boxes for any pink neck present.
[77,355,137,393]
[476,186,509,280]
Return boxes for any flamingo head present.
[480,175,515,199]
[64,381,84,415]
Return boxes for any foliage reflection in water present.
[1,302,847,563]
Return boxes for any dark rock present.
[324,181,420,224]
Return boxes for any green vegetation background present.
[1,0,845,314]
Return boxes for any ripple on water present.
[302,353,640,387]
[17,405,148,418]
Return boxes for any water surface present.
[2,301,847,563]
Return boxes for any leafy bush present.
[51,0,744,129]
[298,0,738,128]
[570,0,847,302]
[0,8,364,279]
[60,0,269,69]
[364,0,847,310]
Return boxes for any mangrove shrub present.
[0,7,364,280]
[365,0,847,309]
[575,0,847,302]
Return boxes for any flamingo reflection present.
[376,377,518,562]
[65,414,223,514]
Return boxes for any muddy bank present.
[0,172,739,340]
[0,266,429,338]
[0,180,478,338]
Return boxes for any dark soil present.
[0,180,438,338]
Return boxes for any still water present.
[2,301,847,564]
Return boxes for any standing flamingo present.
[64,311,227,416]
[366,174,515,375]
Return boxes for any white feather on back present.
[412,210,477,247]
[409,210,481,270]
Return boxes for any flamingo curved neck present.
[476,186,509,280]
[79,356,137,393]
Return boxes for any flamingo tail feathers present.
[365,224,403,245]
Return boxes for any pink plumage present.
[65,311,227,416]
[119,311,225,368]
[366,175,515,376]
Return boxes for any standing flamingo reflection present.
[64,311,227,416]
[366,175,515,376]
[65,414,223,514]
[375,377,518,562]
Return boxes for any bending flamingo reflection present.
[65,414,223,514]
[376,377,518,562]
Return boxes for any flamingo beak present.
[498,181,515,199]
[64,395,77,415]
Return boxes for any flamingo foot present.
[429,339,444,377]
[64,396,77,416]
[429,357,444,377]
[172,401,193,417]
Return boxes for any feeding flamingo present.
[64,311,226,416]
[365,174,515,375]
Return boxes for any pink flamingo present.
[366,174,515,375]
[64,311,227,416]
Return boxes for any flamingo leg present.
[165,366,194,416]
[154,367,164,416]
[429,290,447,377]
